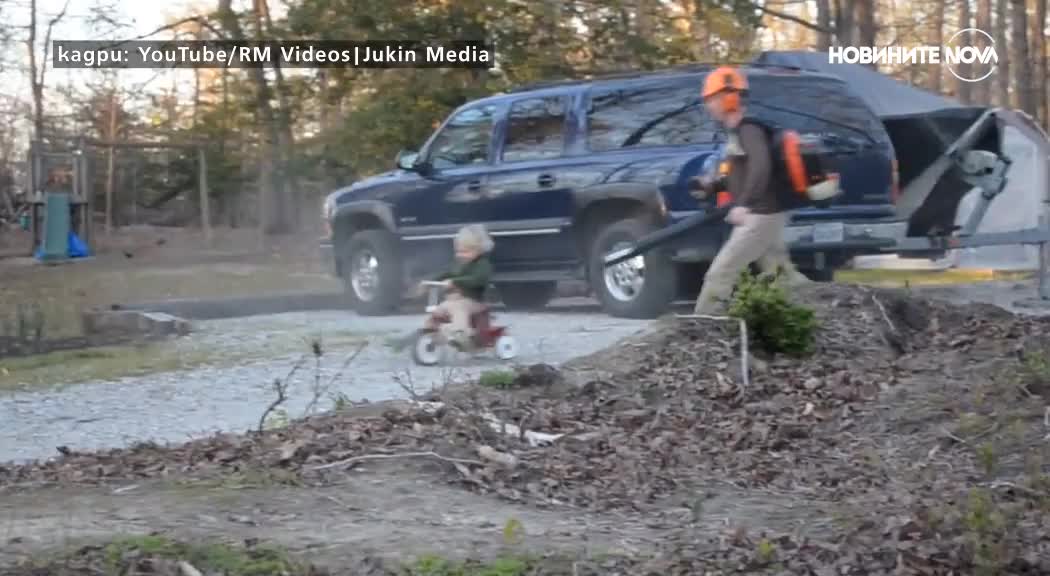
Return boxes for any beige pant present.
[428,292,484,336]
[693,212,810,315]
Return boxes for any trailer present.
[606,107,1050,306]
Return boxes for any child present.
[424,224,494,344]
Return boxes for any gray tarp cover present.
[751,50,985,118]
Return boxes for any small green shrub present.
[728,271,817,357]
[406,555,531,576]
[478,370,516,389]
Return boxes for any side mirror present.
[395,150,419,171]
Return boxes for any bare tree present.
[929,0,946,93]
[255,0,300,231]
[216,0,285,238]
[26,0,72,140]
[974,0,993,103]
[1031,0,1047,125]
[816,0,833,49]
[834,0,856,46]
[856,0,876,47]
[1010,0,1034,113]
[994,0,1011,106]
[955,0,973,103]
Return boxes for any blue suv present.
[320,64,908,318]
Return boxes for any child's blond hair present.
[454,224,494,253]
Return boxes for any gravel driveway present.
[0,303,653,464]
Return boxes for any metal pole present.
[198,147,212,246]
[105,92,118,234]
[78,137,92,250]
[132,154,139,226]
[1039,208,1050,300]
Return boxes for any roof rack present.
[505,61,806,93]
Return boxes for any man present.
[692,66,810,315]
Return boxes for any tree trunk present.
[1011,0,1033,113]
[930,0,946,93]
[255,0,300,232]
[1031,0,1047,125]
[856,0,876,45]
[636,0,653,40]
[975,0,993,103]
[678,0,703,60]
[834,0,857,46]
[26,0,43,141]
[816,0,833,50]
[956,0,973,103]
[995,0,1011,106]
[216,0,285,236]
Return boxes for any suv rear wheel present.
[497,281,557,310]
[342,229,402,315]
[588,218,677,319]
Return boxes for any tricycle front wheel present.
[412,332,443,366]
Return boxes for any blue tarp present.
[750,50,987,119]
[33,231,90,261]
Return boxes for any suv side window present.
[426,104,497,169]
[586,78,719,151]
[502,96,567,162]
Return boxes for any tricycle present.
[411,281,518,366]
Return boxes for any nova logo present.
[828,27,998,83]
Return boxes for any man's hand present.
[726,206,750,226]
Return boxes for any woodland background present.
[0,0,1045,237]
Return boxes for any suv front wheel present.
[342,229,402,315]
[588,218,677,319]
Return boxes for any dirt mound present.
[3,283,1049,574]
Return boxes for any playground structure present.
[24,136,211,261]
[26,139,93,261]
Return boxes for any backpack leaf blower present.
[603,204,733,268]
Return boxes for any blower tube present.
[603,204,732,267]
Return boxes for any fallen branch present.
[307,451,484,471]
[477,445,519,468]
[980,480,1048,500]
[178,561,203,576]
[676,314,750,388]
[871,294,897,334]
[480,412,564,447]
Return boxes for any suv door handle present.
[537,174,555,188]
[466,180,483,193]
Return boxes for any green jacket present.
[436,254,492,301]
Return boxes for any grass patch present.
[101,535,305,575]
[835,268,1033,287]
[0,261,340,338]
[0,330,367,393]
[20,536,582,576]
[406,555,535,576]
[170,468,305,494]
[0,343,228,392]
